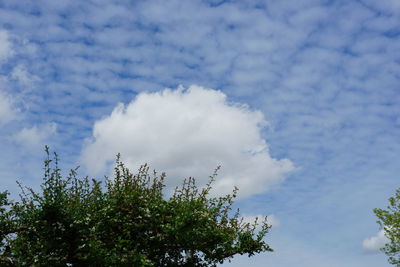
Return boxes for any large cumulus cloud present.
[82,85,294,198]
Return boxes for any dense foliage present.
[0,147,272,266]
[374,188,400,266]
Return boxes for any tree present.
[0,147,273,266]
[374,188,400,266]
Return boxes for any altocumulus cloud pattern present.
[0,0,399,266]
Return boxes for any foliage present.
[0,147,272,266]
[374,188,400,266]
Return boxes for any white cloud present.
[0,30,17,127]
[13,123,57,149]
[11,65,40,86]
[0,91,16,127]
[0,30,13,61]
[362,230,388,253]
[82,85,294,198]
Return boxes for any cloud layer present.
[0,30,13,61]
[0,1,399,266]
[0,91,16,127]
[82,85,294,198]
[0,30,16,126]
[13,123,57,149]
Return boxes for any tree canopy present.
[374,188,400,266]
[0,147,273,266]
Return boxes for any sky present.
[0,0,399,266]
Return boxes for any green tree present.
[374,188,400,266]
[0,147,273,266]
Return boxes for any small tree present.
[0,147,273,266]
[374,188,400,266]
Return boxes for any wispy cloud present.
[0,90,16,127]
[13,122,57,149]
[10,64,40,87]
[0,30,13,61]
[0,30,17,127]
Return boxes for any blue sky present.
[0,0,399,266]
